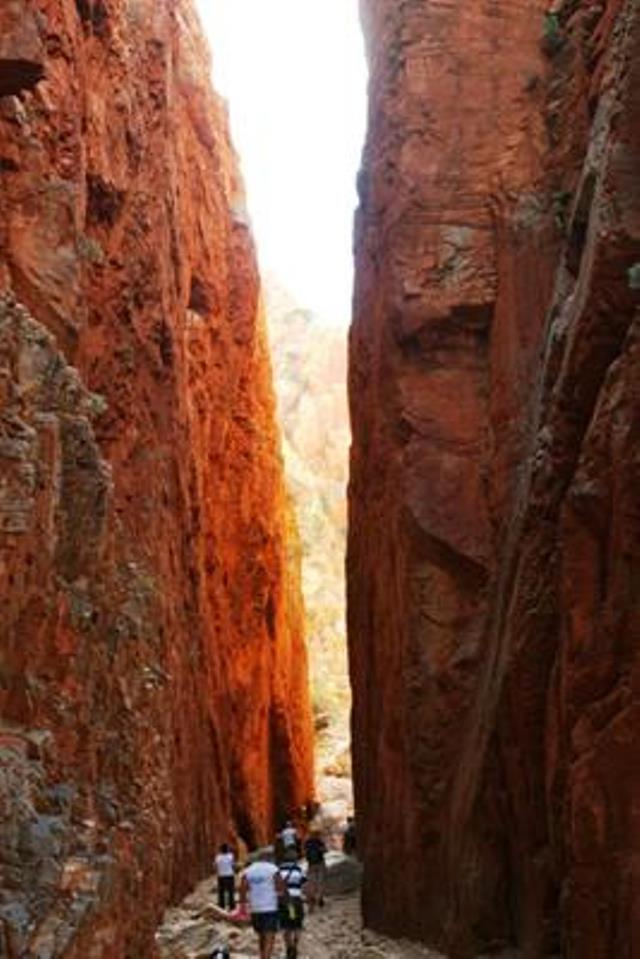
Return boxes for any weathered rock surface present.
[0,1,44,97]
[0,2,313,955]
[349,0,639,956]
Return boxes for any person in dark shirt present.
[303,830,326,911]
[343,816,357,856]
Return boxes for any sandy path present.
[156,875,446,959]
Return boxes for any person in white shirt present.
[280,820,298,851]
[240,852,285,959]
[214,843,236,910]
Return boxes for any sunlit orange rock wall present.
[349,0,639,955]
[0,1,313,954]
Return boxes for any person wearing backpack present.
[303,829,327,912]
[278,849,306,959]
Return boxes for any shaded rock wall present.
[0,1,314,955]
[349,0,639,955]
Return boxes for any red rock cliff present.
[349,0,639,955]
[0,1,314,954]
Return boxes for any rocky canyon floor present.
[156,875,447,959]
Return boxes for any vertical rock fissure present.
[264,278,353,813]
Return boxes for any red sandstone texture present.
[349,0,639,956]
[0,1,313,955]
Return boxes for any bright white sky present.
[196,0,368,324]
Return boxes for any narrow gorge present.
[1,1,638,958]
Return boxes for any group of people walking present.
[212,819,334,959]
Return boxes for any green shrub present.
[541,13,566,56]
[628,263,640,290]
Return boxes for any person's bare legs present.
[308,862,326,907]
[306,870,314,913]
[317,863,326,906]
[284,930,300,957]
[259,931,276,959]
